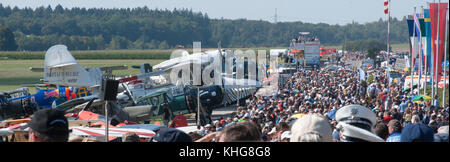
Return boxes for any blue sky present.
[1,0,448,25]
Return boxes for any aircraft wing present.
[29,67,44,72]
[54,95,98,112]
[31,65,127,72]
[98,65,128,71]
[153,52,216,70]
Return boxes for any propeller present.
[122,83,137,106]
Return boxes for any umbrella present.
[290,113,305,119]
[412,95,432,101]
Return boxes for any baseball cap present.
[281,131,292,140]
[400,123,434,142]
[28,109,69,139]
[152,128,192,142]
[290,114,332,142]
[267,127,277,135]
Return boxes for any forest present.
[0,4,409,51]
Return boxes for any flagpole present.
[412,7,417,96]
[442,6,448,107]
[387,0,391,95]
[434,1,440,106]
[422,6,428,96]
[431,2,435,100]
[418,13,423,96]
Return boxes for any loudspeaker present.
[103,79,119,101]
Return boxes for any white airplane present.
[42,45,157,124]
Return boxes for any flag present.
[413,13,423,83]
[384,0,389,14]
[419,18,427,72]
[407,19,419,70]
[424,9,433,83]
[429,3,448,82]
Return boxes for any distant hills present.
[0,4,409,51]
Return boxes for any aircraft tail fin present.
[43,45,102,87]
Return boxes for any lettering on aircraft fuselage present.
[45,71,79,77]
[68,79,77,83]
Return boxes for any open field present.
[0,59,165,93]
[321,43,409,52]
[391,43,410,52]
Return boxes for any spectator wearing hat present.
[266,127,277,141]
[214,120,223,131]
[274,122,290,142]
[335,104,384,142]
[290,114,332,142]
[204,124,213,134]
[151,128,192,142]
[28,109,69,142]
[280,131,291,142]
[434,126,449,142]
[383,111,392,124]
[386,119,402,142]
[400,122,434,142]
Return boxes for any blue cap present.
[152,128,192,142]
[400,123,434,142]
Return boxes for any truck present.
[290,32,321,69]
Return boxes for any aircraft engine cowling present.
[187,85,224,109]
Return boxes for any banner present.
[407,19,419,70]
[423,9,433,82]
[429,3,448,82]
[413,14,423,82]
[419,18,426,70]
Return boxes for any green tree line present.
[0,4,409,51]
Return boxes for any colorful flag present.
[424,9,433,83]
[419,18,427,71]
[429,3,448,82]
[407,19,419,70]
[413,13,423,81]
[384,0,389,14]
